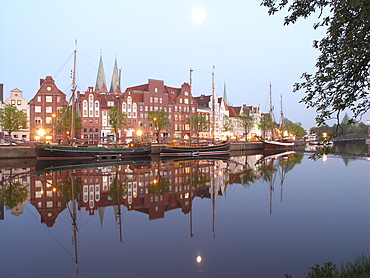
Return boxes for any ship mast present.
[70,41,77,142]
[211,66,216,141]
[189,68,193,143]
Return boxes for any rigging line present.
[192,69,212,74]
[79,224,119,262]
[214,184,236,229]
[78,51,99,71]
[53,52,74,78]
[24,205,76,262]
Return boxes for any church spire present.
[223,82,228,106]
[95,54,107,92]
[110,58,120,94]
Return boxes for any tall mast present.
[189,68,193,142]
[280,94,284,137]
[211,66,215,141]
[70,41,77,141]
[269,82,274,139]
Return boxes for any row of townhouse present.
[0,56,262,143]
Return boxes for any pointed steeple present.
[110,58,120,94]
[95,54,107,92]
[223,83,228,106]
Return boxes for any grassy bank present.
[284,253,370,278]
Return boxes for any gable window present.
[46,96,52,102]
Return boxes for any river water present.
[0,144,369,278]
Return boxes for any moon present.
[191,7,206,24]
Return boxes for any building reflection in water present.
[1,151,303,228]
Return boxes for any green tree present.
[148,110,170,143]
[108,106,127,146]
[259,114,274,139]
[0,180,28,209]
[56,107,82,137]
[283,118,306,137]
[237,111,255,141]
[109,172,128,203]
[261,0,370,126]
[222,115,231,133]
[186,114,210,139]
[0,104,28,137]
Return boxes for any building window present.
[17,100,21,105]
[185,91,189,96]
[37,96,41,102]
[46,117,52,124]
[46,107,52,113]
[35,117,42,124]
[150,97,153,103]
[11,100,15,105]
[35,106,41,113]
[46,96,52,102]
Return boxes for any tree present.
[0,172,28,209]
[56,107,82,138]
[283,118,306,137]
[259,113,274,139]
[186,114,210,139]
[0,104,28,137]
[261,0,370,126]
[222,115,231,133]
[148,110,170,143]
[108,106,127,146]
[237,111,255,141]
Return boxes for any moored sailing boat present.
[262,84,294,150]
[160,67,230,157]
[35,44,152,161]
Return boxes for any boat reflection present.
[0,151,305,224]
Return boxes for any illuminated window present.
[46,96,52,102]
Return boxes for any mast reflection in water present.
[0,150,369,278]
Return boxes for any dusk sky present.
[2,0,366,129]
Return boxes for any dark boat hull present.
[35,143,152,161]
[160,142,230,157]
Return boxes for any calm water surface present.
[0,148,369,278]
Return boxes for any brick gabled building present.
[29,76,69,143]
[124,79,195,141]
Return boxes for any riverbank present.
[0,140,306,159]
[0,146,36,159]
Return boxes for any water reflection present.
[0,149,367,277]
[0,151,304,224]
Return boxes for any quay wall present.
[0,146,36,159]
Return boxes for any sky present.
[1,0,366,129]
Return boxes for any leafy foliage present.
[261,0,370,126]
[186,114,210,138]
[108,106,127,146]
[148,110,170,143]
[259,113,274,138]
[56,107,82,132]
[0,104,28,136]
[283,118,306,137]
[237,111,256,141]
[0,180,28,209]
